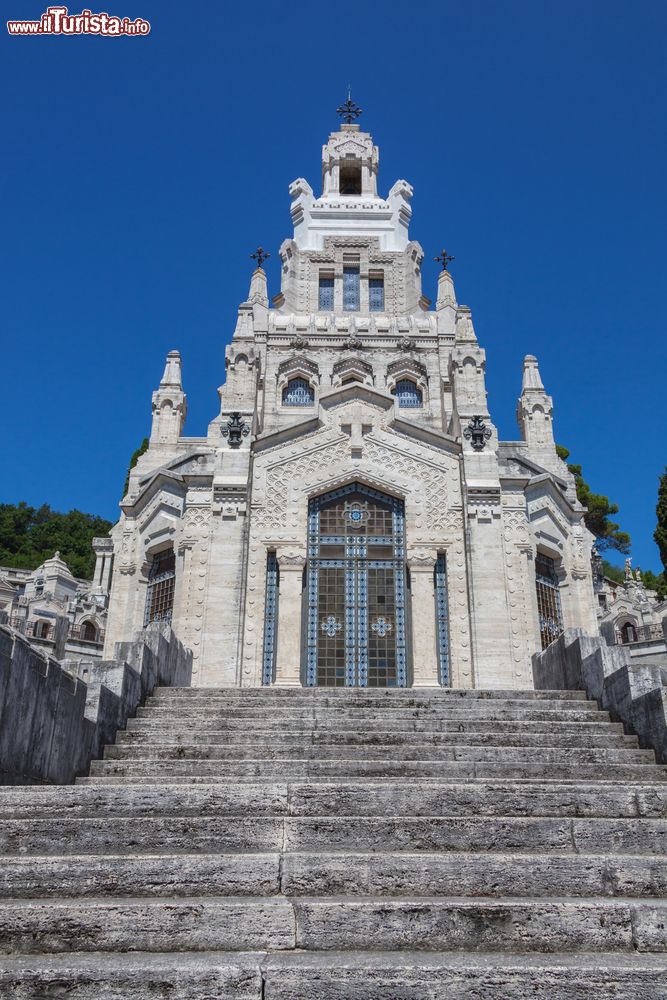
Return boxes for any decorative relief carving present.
[467,491,502,523]
[221,413,251,448]
[463,415,492,451]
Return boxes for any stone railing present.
[0,622,192,785]
[533,629,667,763]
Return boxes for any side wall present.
[533,629,667,763]
[0,622,192,785]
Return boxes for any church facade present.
[103,115,598,689]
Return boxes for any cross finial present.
[336,88,362,125]
[434,249,455,271]
[251,247,270,269]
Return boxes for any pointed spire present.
[248,266,268,307]
[436,267,457,310]
[160,350,183,388]
[521,355,545,391]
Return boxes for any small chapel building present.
[102,112,599,689]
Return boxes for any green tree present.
[556,445,631,554]
[123,437,149,495]
[639,568,667,601]
[601,560,625,584]
[0,503,112,579]
[655,469,667,574]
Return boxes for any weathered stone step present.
[127,715,624,735]
[116,728,635,749]
[4,950,667,1000]
[1,895,666,955]
[150,687,589,701]
[292,895,667,953]
[282,816,667,855]
[2,814,665,857]
[103,743,653,765]
[84,758,667,782]
[0,853,280,898]
[281,851,667,898]
[0,896,294,954]
[5,779,667,820]
[1,851,666,901]
[138,704,605,722]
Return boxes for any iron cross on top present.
[251,247,270,268]
[336,92,362,125]
[434,249,455,271]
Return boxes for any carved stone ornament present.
[463,415,492,452]
[397,337,415,351]
[221,412,250,448]
[344,337,363,350]
[290,336,309,349]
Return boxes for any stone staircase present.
[2,687,667,998]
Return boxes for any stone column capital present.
[276,549,307,571]
[407,549,438,572]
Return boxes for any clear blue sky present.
[2,0,666,572]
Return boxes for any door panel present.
[306,484,407,687]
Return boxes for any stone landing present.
[1,687,667,997]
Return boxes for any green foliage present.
[123,437,149,495]
[655,468,667,574]
[556,445,631,554]
[0,503,112,579]
[602,560,625,584]
[639,568,667,601]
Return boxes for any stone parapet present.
[533,628,667,763]
[0,622,192,785]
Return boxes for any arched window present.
[393,379,423,409]
[282,378,314,407]
[81,621,97,642]
[144,547,176,626]
[620,621,637,644]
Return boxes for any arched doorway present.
[305,483,408,687]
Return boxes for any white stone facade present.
[103,121,599,688]
[0,547,111,660]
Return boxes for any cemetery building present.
[102,115,599,689]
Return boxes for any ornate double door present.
[305,484,408,687]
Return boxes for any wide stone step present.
[2,814,665,857]
[150,687,589,701]
[281,851,667,898]
[5,779,667,820]
[137,704,606,723]
[1,895,666,955]
[84,758,667,782]
[115,728,635,749]
[0,853,280,898]
[2,950,666,1000]
[1,851,666,901]
[102,743,653,765]
[127,715,624,735]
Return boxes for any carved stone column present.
[408,551,440,688]
[274,551,306,687]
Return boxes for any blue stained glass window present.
[262,552,279,685]
[369,276,385,312]
[393,379,422,408]
[435,554,450,686]
[282,377,314,407]
[319,275,334,310]
[343,266,360,311]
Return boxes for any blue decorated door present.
[305,484,408,687]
